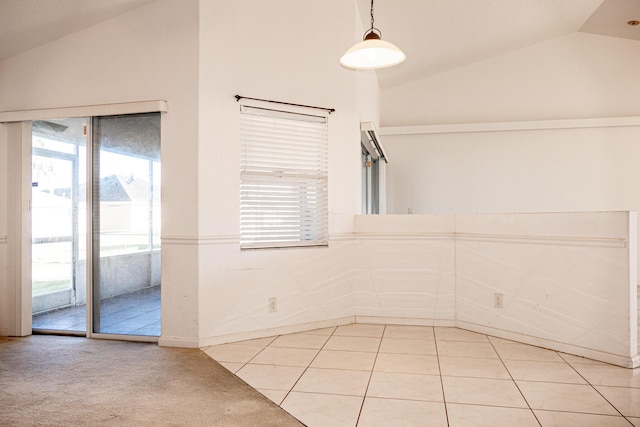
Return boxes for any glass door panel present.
[92,113,161,336]
[31,118,87,332]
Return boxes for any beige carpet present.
[0,335,304,426]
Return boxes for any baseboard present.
[197,316,356,348]
[158,335,200,348]
[0,327,8,337]
[457,321,639,368]
[356,316,456,327]
[165,317,639,369]
[632,354,640,369]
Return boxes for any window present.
[360,122,387,214]
[240,106,328,249]
[361,144,380,214]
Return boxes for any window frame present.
[239,105,329,250]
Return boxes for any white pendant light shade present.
[340,35,405,69]
[340,0,405,70]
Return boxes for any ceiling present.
[0,0,639,90]
[362,0,640,88]
[0,0,154,62]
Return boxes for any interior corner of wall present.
[158,336,201,348]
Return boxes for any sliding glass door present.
[31,113,161,339]
[91,113,161,336]
[31,118,86,332]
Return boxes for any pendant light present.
[340,0,405,70]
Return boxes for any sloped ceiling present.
[580,0,640,41]
[0,0,155,62]
[355,0,607,88]
[1,0,639,91]
[358,0,640,89]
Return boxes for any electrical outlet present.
[269,297,277,313]
[494,293,504,309]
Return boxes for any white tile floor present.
[203,325,640,427]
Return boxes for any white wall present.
[195,0,380,345]
[455,211,637,367]
[381,33,640,127]
[197,0,377,238]
[383,123,640,274]
[355,215,456,323]
[0,0,201,340]
[354,212,638,368]
[384,124,640,215]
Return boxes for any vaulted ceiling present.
[1,0,639,90]
[359,0,640,88]
[0,0,154,62]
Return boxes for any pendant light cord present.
[370,0,375,31]
[365,0,382,39]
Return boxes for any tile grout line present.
[213,332,323,427]
[557,353,635,424]
[433,328,451,427]
[208,338,306,420]
[223,334,279,377]
[354,324,386,427]
[277,327,338,410]
[486,336,543,427]
[209,335,280,390]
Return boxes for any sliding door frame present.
[4,122,32,337]
[0,100,167,342]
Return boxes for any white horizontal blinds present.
[240,105,328,249]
